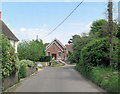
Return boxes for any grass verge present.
[75,63,119,94]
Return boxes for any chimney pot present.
[0,11,1,20]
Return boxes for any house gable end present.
[45,38,65,51]
[45,41,64,52]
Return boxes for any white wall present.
[10,39,18,53]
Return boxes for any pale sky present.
[1,1,119,44]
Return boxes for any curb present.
[4,69,43,92]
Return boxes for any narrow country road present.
[14,65,106,93]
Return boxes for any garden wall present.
[26,66,36,77]
[2,72,18,90]
[2,66,36,90]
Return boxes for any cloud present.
[20,28,26,32]
[14,24,50,42]
[13,22,92,45]
[43,22,92,44]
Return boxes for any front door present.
[52,54,56,60]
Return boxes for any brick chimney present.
[0,11,1,20]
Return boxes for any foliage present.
[68,19,119,93]
[68,19,119,65]
[18,64,26,79]
[38,56,51,62]
[51,62,64,67]
[36,66,39,71]
[89,19,118,38]
[75,64,119,93]
[1,34,19,78]
[19,60,35,67]
[118,39,120,71]
[18,60,34,80]
[80,37,109,66]
[18,40,45,61]
[67,51,75,63]
[68,33,93,63]
[89,19,108,38]
[44,43,49,47]
[80,37,118,67]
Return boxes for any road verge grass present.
[75,63,119,94]
[51,62,65,67]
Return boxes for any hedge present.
[18,60,35,80]
[38,56,51,62]
[80,37,118,67]
[19,60,35,67]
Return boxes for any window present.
[47,52,50,56]
[58,52,61,57]
[14,41,15,48]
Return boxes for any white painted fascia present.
[45,38,66,52]
[45,41,64,52]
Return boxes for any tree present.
[68,33,93,63]
[89,19,108,38]
[67,19,118,65]
[89,19,118,39]
[44,43,49,48]
[18,40,45,61]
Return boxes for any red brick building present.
[45,38,72,60]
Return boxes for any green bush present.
[19,60,35,67]
[80,37,118,66]
[18,64,26,79]
[1,34,19,78]
[40,56,51,62]
[18,60,35,80]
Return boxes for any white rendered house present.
[0,12,19,53]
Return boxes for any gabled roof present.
[1,20,19,41]
[45,38,66,52]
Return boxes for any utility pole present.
[108,0,113,66]
[36,35,38,41]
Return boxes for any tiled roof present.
[1,20,19,41]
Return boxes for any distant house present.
[0,12,19,53]
[45,38,72,60]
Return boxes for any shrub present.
[18,60,35,80]
[19,60,35,67]
[80,37,118,67]
[38,56,51,62]
[18,64,26,79]
[1,34,19,78]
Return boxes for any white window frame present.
[47,51,50,56]
[58,51,61,57]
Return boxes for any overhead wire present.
[41,0,85,39]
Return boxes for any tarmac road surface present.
[14,65,106,93]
